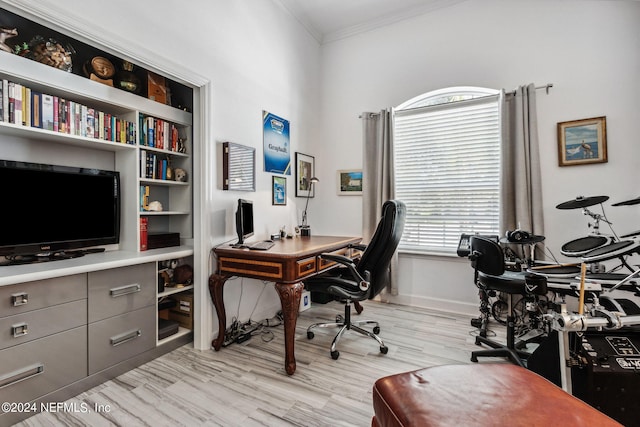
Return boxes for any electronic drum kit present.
[531,194,640,294]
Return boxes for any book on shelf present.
[140,217,148,251]
[1,79,8,122]
[53,95,59,132]
[23,86,31,127]
[31,91,42,128]
[42,94,54,130]
[13,82,22,126]
[140,185,150,211]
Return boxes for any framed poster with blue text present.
[263,111,291,175]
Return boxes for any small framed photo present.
[557,116,607,166]
[295,152,315,197]
[337,169,363,195]
[272,176,287,205]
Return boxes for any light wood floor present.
[16,301,499,427]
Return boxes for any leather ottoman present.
[372,364,622,427]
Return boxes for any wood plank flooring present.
[16,301,501,427]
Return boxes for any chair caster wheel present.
[336,315,343,323]
[373,326,380,334]
[331,350,340,360]
[380,346,388,354]
[307,331,314,339]
[471,355,478,362]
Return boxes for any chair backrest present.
[469,235,505,276]
[357,200,406,299]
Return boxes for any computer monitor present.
[235,199,254,245]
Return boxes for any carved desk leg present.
[208,274,229,351]
[275,281,304,375]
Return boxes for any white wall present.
[316,0,640,314]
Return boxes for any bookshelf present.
[0,7,204,422]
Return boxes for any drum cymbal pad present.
[556,195,609,209]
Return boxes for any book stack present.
[0,78,136,144]
[139,150,173,181]
[139,114,181,152]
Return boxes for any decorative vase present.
[116,60,141,93]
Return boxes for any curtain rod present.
[507,83,553,95]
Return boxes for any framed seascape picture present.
[272,176,286,205]
[295,152,315,197]
[337,169,363,195]
[557,116,607,166]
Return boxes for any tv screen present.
[0,160,120,260]
[235,198,254,245]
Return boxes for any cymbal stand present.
[581,207,612,236]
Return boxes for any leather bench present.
[372,364,622,427]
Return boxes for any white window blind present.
[394,91,500,254]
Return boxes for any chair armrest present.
[318,253,370,290]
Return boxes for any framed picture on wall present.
[337,169,363,195]
[557,116,607,166]
[272,176,287,205]
[295,152,315,197]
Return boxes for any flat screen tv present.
[234,198,254,246]
[0,160,120,264]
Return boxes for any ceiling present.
[276,0,466,44]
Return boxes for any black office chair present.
[468,235,547,367]
[304,200,406,360]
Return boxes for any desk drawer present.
[297,257,317,278]
[0,299,86,351]
[88,305,155,374]
[0,274,86,318]
[88,263,156,322]
[218,257,284,280]
[0,326,87,406]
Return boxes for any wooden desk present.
[209,235,361,375]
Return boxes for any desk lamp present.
[299,177,319,237]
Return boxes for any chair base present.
[306,303,388,359]
[471,335,530,367]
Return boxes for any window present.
[394,87,501,254]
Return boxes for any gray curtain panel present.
[500,84,545,258]
[361,109,399,295]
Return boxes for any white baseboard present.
[376,294,479,318]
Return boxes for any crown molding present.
[322,0,468,44]
[272,0,324,44]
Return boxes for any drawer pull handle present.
[109,283,141,298]
[11,322,28,338]
[0,363,44,389]
[11,292,28,307]
[110,329,142,347]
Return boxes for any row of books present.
[141,150,173,181]
[0,79,136,144]
[139,114,182,152]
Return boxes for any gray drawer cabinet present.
[0,299,86,350]
[0,326,87,404]
[88,305,155,374]
[0,274,86,317]
[88,263,156,323]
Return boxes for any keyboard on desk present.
[248,240,275,251]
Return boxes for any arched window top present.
[396,86,499,110]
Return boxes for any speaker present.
[571,331,640,427]
[530,330,640,426]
